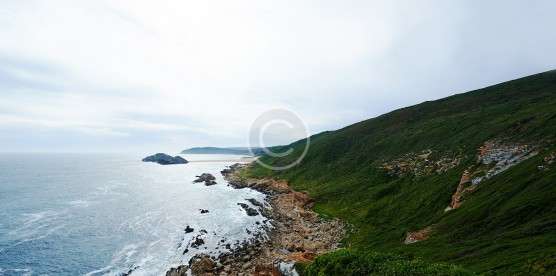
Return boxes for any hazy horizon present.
[2,0,556,153]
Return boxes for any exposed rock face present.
[446,171,477,211]
[404,226,433,244]
[193,173,217,186]
[446,139,538,211]
[544,152,556,165]
[539,151,556,171]
[237,203,259,216]
[381,149,462,177]
[142,153,188,165]
[472,140,538,184]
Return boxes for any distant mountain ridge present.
[181,147,265,155]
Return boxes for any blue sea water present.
[0,153,267,275]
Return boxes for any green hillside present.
[248,71,556,274]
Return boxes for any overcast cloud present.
[1,0,555,153]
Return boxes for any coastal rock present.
[220,168,232,176]
[193,173,217,186]
[221,163,244,176]
[254,265,282,276]
[189,254,216,275]
[237,203,259,216]
[142,153,188,165]
[121,266,139,276]
[191,237,205,248]
[286,251,317,263]
[165,265,188,276]
[225,164,290,195]
[205,180,217,186]
[164,162,346,276]
[194,173,215,182]
[247,198,264,208]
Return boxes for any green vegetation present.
[301,249,473,276]
[248,71,556,274]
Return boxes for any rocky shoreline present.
[167,163,345,276]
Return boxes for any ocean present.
[0,153,267,275]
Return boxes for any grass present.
[247,70,556,274]
[300,249,474,276]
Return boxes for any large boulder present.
[189,254,216,275]
[247,198,264,208]
[237,203,259,216]
[142,153,188,165]
[193,173,217,186]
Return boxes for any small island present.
[142,153,188,165]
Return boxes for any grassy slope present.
[301,249,474,276]
[249,71,556,274]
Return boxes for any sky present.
[1,0,555,153]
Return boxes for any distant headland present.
[181,147,264,156]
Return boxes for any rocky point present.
[165,163,345,275]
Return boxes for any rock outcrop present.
[544,152,556,165]
[220,163,244,177]
[446,171,477,211]
[404,226,433,244]
[191,237,205,249]
[142,153,188,165]
[472,140,538,184]
[539,151,556,171]
[237,202,259,216]
[380,149,462,177]
[193,173,217,186]
[446,139,538,211]
[247,198,264,208]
